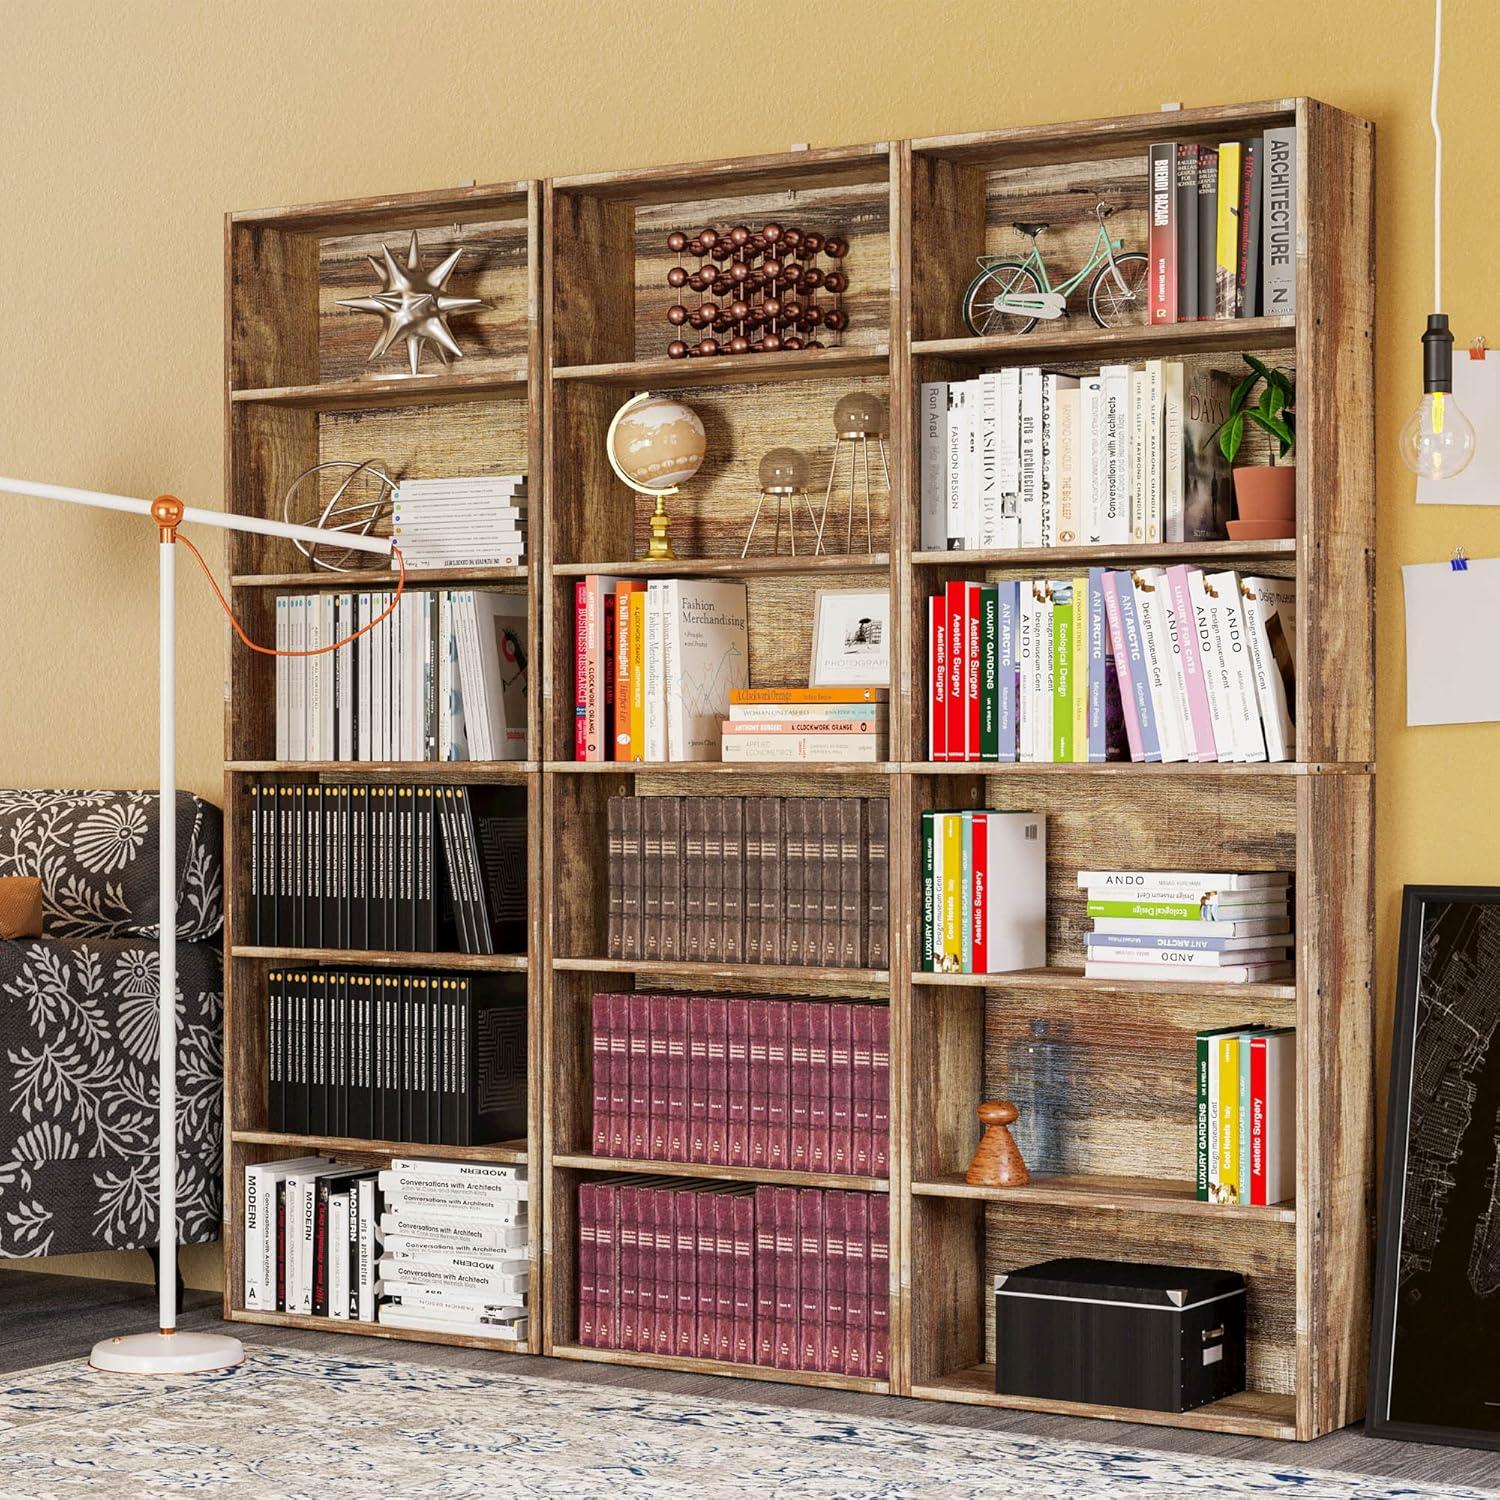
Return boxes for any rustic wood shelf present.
[233,1130,528,1163]
[911,539,1295,568]
[226,760,537,781]
[231,368,530,410]
[553,956,890,987]
[231,565,527,590]
[913,314,1295,365]
[912,1172,1295,1223]
[551,1342,889,1393]
[552,1153,891,1192]
[544,760,897,777]
[910,966,1296,1002]
[902,759,1330,777]
[553,344,888,388]
[552,553,890,578]
[232,1307,527,1354]
[232,946,531,971]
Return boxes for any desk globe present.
[606,392,708,559]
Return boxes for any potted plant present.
[1216,355,1295,539]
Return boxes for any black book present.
[334,971,349,1139]
[349,785,369,951]
[442,977,462,1145]
[268,972,285,1131]
[312,1168,369,1318]
[462,991,528,1146]
[467,791,529,956]
[379,974,402,1140]
[275,1180,290,1311]
[1174,143,1199,323]
[1236,139,1263,317]
[415,786,437,951]
[396,786,417,953]
[1196,146,1219,324]
[250,785,263,944]
[436,787,472,953]
[276,786,294,947]
[308,972,327,1136]
[398,972,414,1144]
[288,973,310,1135]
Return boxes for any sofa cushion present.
[0,790,222,941]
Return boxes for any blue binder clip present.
[1452,546,1469,572]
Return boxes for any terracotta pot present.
[1232,464,1296,524]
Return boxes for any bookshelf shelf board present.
[226,760,537,782]
[230,178,529,234]
[912,315,1295,366]
[910,967,1296,1003]
[231,946,531,973]
[552,1153,890,1193]
[554,956,890,987]
[231,565,527,591]
[552,139,890,199]
[552,553,890,579]
[232,1129,528,1164]
[229,1307,526,1354]
[545,760,897,777]
[911,539,1296,569]
[551,1343,890,1394]
[910,1367,1297,1442]
[230,367,530,410]
[901,759,1314,777]
[553,344,888,388]
[911,1172,1295,1224]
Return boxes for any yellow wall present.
[0,0,1492,1293]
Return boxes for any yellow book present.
[1215,141,1241,319]
[1071,573,1089,762]
[941,813,962,970]
[628,588,647,762]
[1217,1034,1240,1205]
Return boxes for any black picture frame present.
[1368,884,1500,1450]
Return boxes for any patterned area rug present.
[0,1346,1489,1499]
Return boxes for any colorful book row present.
[1195,1027,1295,1206]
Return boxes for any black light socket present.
[1423,312,1455,393]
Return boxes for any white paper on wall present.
[1403,557,1500,725]
[1417,352,1500,506]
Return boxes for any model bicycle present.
[962,202,1149,337]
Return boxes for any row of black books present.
[266,968,528,1147]
[247,781,526,955]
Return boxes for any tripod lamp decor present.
[0,473,399,1376]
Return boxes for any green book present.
[1085,898,1282,921]
[1051,580,1073,763]
[920,812,935,971]
[979,584,999,761]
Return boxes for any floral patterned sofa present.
[0,790,223,1260]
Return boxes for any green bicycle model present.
[962,201,1149,337]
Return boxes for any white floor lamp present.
[0,476,394,1375]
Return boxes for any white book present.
[275,598,290,761]
[1157,572,1198,760]
[243,1156,328,1310]
[288,596,306,761]
[1162,361,1186,542]
[1204,570,1266,762]
[357,1176,378,1322]
[1254,1030,1297,1205]
[320,595,337,760]
[396,549,524,570]
[389,1158,525,1186]
[382,1231,529,1257]
[1052,385,1081,545]
[1144,359,1165,544]
[1077,870,1290,894]
[720,734,885,764]
[451,592,489,759]
[1040,373,1079,548]
[1018,369,1043,547]
[304,596,322,760]
[1239,576,1297,762]
[356,593,373,761]
[329,1191,351,1321]
[1034,580,1054,762]
[1131,568,1186,763]
[437,592,454,761]
[371,590,386,760]
[975,810,1047,972]
[376,1282,526,1318]
[643,582,667,762]
[404,591,425,759]
[377,1307,527,1342]
[662,579,748,761]
[1015,590,1035,762]
[945,383,967,549]
[1077,375,1104,544]
[469,592,529,761]
[381,1192,527,1227]
[1129,366,1146,543]
[376,1256,528,1293]
[1187,568,1238,761]
[378,1213,527,1250]
[961,378,983,547]
[1100,365,1131,542]
[1084,960,1294,983]
[977,371,1002,547]
[1087,944,1291,967]
[919,381,950,549]
[336,594,355,762]
[996,366,1023,546]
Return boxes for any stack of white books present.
[391,475,528,570]
[375,1158,530,1341]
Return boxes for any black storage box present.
[993,1258,1247,1413]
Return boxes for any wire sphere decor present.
[281,459,398,571]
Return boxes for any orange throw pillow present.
[0,876,42,938]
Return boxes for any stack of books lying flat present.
[390,474,527,570]
[720,687,889,764]
[1080,869,1293,984]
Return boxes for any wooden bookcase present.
[222,97,1374,1439]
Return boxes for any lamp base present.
[89,1330,245,1375]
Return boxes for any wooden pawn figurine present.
[965,1100,1031,1187]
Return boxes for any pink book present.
[970,813,989,975]
[1167,563,1217,762]
[647,995,671,1161]
[850,1005,875,1176]
[945,580,966,762]
[789,1003,813,1172]
[731,1194,755,1364]
[705,997,729,1167]
[807,1004,832,1173]
[929,596,947,761]
[726,998,751,1168]
[1101,570,1145,762]
[626,995,651,1158]
[747,1001,771,1169]
[673,1188,698,1359]
[607,993,631,1157]
[595,1182,620,1350]
[591,996,610,1157]
[772,1187,800,1370]
[617,1184,642,1352]
[868,1194,890,1380]
[687,997,711,1164]
[822,1191,847,1375]
[713,1194,736,1363]
[652,1187,674,1357]
[828,1004,854,1175]
[665,995,690,1163]
[765,1003,791,1171]
[695,1193,717,1361]
[577,1182,598,1346]
[843,1192,869,1379]
[964,581,983,764]
[574,580,588,761]
[797,1190,825,1372]
[753,1186,777,1365]
[871,1007,891,1178]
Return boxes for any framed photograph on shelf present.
[1368,885,1500,1451]
[809,588,890,687]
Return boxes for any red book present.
[607,993,631,1157]
[868,1194,890,1380]
[705,996,729,1167]
[964,581,982,764]
[850,1005,874,1177]
[617,1184,643,1352]
[929,595,947,761]
[829,1004,854,1176]
[577,1182,598,1345]
[765,1002,791,1171]
[871,1007,891,1178]
[595,1183,621,1349]
[753,1186,777,1365]
[652,1187,674,1357]
[772,1187,800,1370]
[731,1194,755,1364]
[574,580,588,761]
[634,1186,656,1355]
[797,1190,825,1372]
[747,1000,771,1169]
[687,996,711,1164]
[970,812,989,975]
[822,1191,847,1375]
[647,994,671,1160]
[807,1003,832,1173]
[673,1185,698,1358]
[713,1193,736,1363]
[1148,141,1177,324]
[726,997,751,1168]
[591,995,610,1156]
[627,994,651,1158]
[695,1192,717,1361]
[843,1192,869,1379]
[1250,1034,1269,1207]
[789,1002,813,1172]
[665,995,690,1163]
[945,580,966,762]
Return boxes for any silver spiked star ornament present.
[339,230,488,376]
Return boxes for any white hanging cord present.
[1432,0,1443,309]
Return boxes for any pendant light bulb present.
[1400,313,1476,480]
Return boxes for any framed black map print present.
[1370,886,1500,1448]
